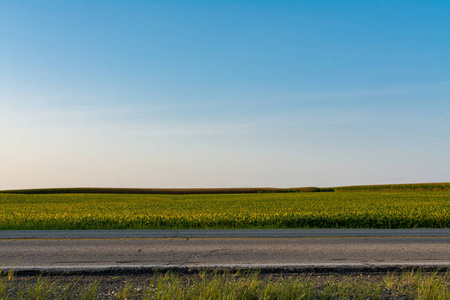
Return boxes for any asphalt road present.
[1,229,449,273]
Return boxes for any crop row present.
[1,183,449,195]
[0,187,326,194]
[1,191,448,229]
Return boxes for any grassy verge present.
[1,270,449,299]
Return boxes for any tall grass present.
[1,270,448,299]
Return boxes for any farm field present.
[1,184,449,230]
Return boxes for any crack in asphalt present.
[185,248,228,265]
[163,247,230,266]
[165,250,183,266]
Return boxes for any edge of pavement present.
[2,263,449,276]
[1,229,449,239]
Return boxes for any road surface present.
[1,229,449,273]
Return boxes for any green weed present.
[1,270,449,299]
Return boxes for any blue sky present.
[1,0,449,189]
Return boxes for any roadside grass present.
[1,189,449,229]
[1,270,449,299]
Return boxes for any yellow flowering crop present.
[0,191,448,229]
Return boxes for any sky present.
[1,0,449,189]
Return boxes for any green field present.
[1,183,449,230]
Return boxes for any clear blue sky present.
[1,0,449,189]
